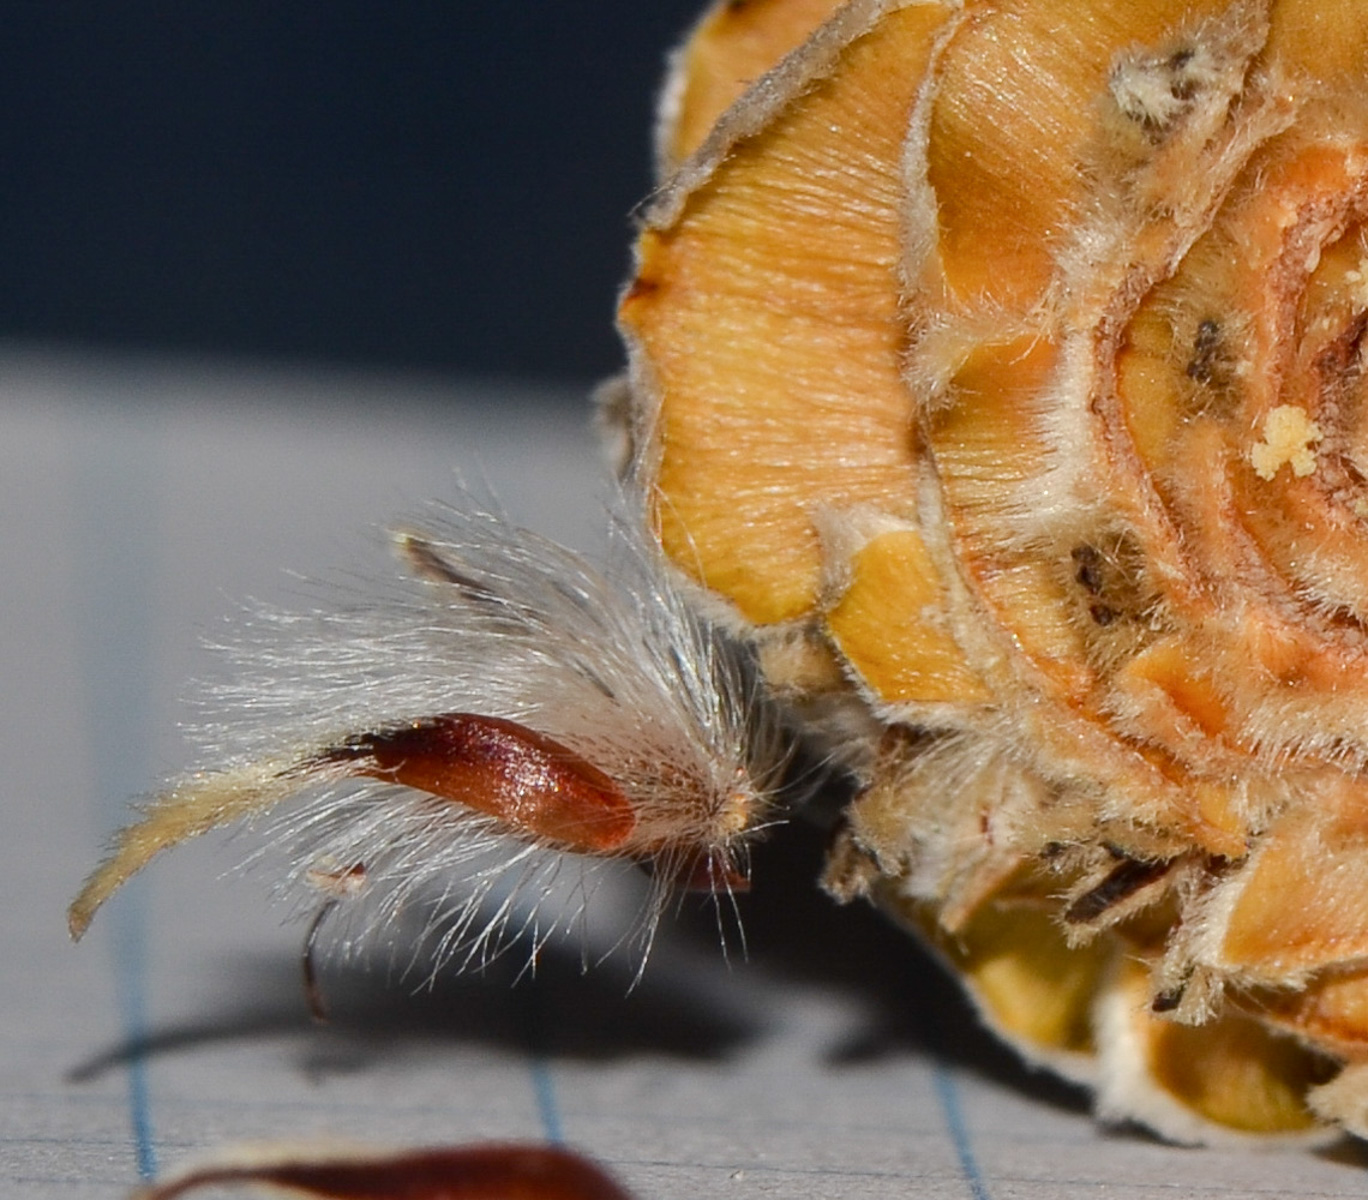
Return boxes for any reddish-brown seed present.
[328,714,637,853]
[136,1143,637,1200]
[671,850,751,894]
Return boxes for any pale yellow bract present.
[619,0,1368,1145]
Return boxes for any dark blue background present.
[0,3,704,383]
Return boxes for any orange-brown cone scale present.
[621,0,1368,1143]
[659,0,847,171]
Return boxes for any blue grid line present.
[932,1060,991,1200]
[519,982,565,1143]
[72,411,162,1181]
[110,892,157,1180]
[530,1056,564,1145]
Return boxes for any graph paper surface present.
[7,348,1368,1198]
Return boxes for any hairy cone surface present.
[621,0,1368,1143]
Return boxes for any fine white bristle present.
[72,490,787,979]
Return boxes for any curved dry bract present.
[622,0,1368,1143]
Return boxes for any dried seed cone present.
[620,0,1368,1145]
